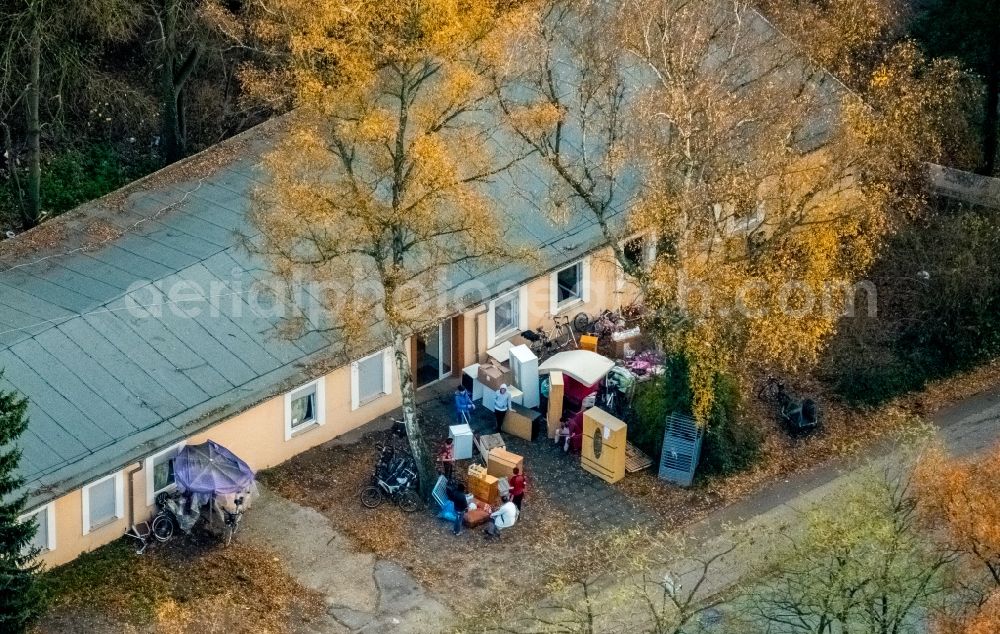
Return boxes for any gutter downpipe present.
[126,462,143,527]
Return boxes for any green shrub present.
[39,144,134,214]
[698,374,761,477]
[1,144,159,224]
[629,357,691,460]
[627,355,761,480]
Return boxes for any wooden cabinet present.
[467,464,500,507]
[581,407,627,483]
[502,405,534,440]
[487,448,524,480]
[546,371,565,439]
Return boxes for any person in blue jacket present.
[455,385,475,425]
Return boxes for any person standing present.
[567,410,584,454]
[454,385,475,425]
[437,437,455,480]
[494,383,511,432]
[509,466,526,513]
[446,481,469,535]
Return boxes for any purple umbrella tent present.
[174,440,256,497]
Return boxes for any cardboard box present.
[611,326,641,359]
[502,405,534,440]
[579,334,598,352]
[487,448,524,480]
[476,433,506,463]
[477,360,512,391]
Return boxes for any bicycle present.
[521,314,577,359]
[758,376,819,435]
[360,465,421,512]
[221,505,244,547]
[574,309,627,343]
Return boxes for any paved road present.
[508,386,1000,633]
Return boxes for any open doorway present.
[416,318,452,388]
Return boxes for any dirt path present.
[242,490,451,634]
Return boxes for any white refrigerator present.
[508,344,540,409]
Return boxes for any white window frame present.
[284,377,326,440]
[351,348,393,411]
[81,471,124,535]
[145,441,186,505]
[550,257,591,315]
[18,502,56,553]
[487,286,528,346]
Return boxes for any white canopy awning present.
[538,350,615,386]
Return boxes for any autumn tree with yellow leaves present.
[759,0,981,171]
[499,0,969,420]
[914,442,1000,633]
[623,0,900,420]
[244,0,529,491]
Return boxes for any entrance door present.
[416,319,452,387]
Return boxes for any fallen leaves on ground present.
[259,364,1000,626]
[36,538,324,634]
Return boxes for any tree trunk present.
[24,22,42,228]
[158,0,201,165]
[981,37,999,176]
[391,330,433,497]
[159,0,179,164]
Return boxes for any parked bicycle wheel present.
[360,486,384,508]
[398,490,421,513]
[573,312,591,332]
[151,513,174,542]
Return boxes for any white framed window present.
[284,378,326,440]
[487,286,528,346]
[145,442,185,505]
[351,348,392,410]
[550,257,590,314]
[18,502,56,553]
[82,471,124,535]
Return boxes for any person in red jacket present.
[437,437,455,480]
[567,411,584,454]
[509,466,526,512]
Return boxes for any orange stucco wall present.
[37,245,636,568]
